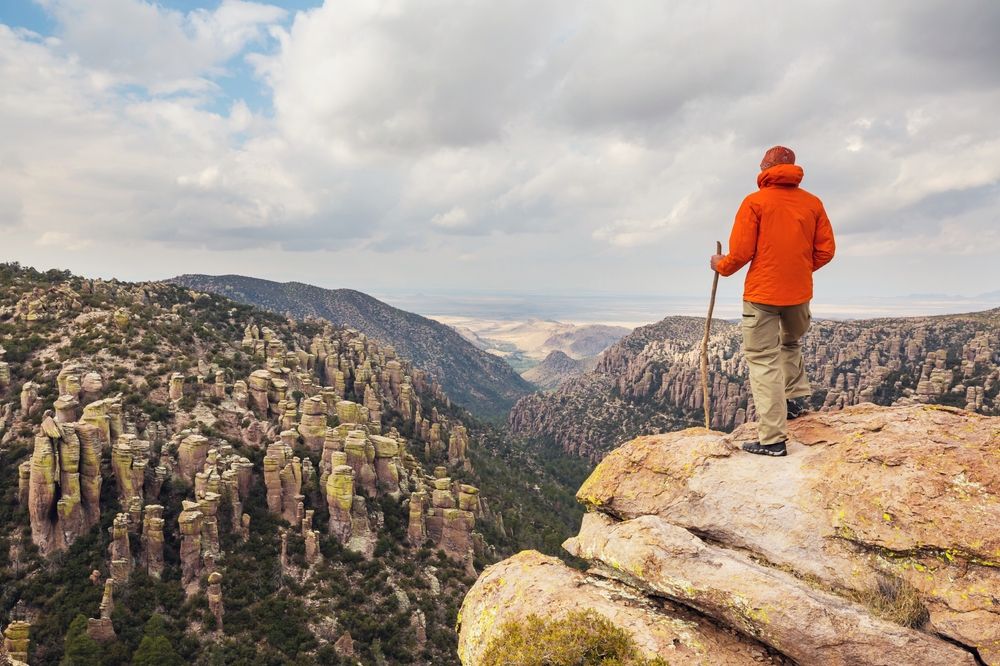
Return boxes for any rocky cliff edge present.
[458,404,999,665]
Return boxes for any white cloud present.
[593,196,692,248]
[1,0,999,300]
[38,0,285,92]
[431,207,470,229]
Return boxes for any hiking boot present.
[787,398,808,420]
[742,440,787,457]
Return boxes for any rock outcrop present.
[169,273,534,417]
[87,579,117,642]
[297,395,328,451]
[111,433,149,506]
[511,310,1000,460]
[264,440,304,525]
[2,265,503,664]
[447,424,469,466]
[326,463,356,544]
[207,572,224,632]
[458,550,783,666]
[25,419,102,555]
[2,621,30,665]
[141,504,165,578]
[108,513,132,586]
[178,501,204,593]
[462,405,999,665]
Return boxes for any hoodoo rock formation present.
[511,310,1000,460]
[169,273,535,417]
[87,579,117,642]
[1,267,506,663]
[461,404,999,665]
[2,621,30,665]
[24,417,103,555]
[141,504,165,578]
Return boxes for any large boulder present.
[460,405,998,665]
[457,550,781,666]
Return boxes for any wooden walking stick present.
[701,241,722,429]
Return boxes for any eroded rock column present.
[141,505,165,578]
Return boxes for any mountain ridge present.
[510,308,1000,460]
[520,350,597,390]
[167,274,533,419]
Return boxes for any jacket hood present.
[757,163,803,189]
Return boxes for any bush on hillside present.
[480,609,668,666]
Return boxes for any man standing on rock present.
[710,146,835,457]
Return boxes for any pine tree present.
[60,614,102,666]
[131,614,182,666]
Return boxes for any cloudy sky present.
[1,0,998,317]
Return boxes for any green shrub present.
[129,613,184,666]
[480,609,668,666]
[59,614,101,666]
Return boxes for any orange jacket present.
[715,164,835,306]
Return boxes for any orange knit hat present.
[760,146,795,170]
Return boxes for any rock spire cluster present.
[511,311,1000,459]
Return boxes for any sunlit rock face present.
[465,404,1000,666]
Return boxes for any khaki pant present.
[742,300,812,445]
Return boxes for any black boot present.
[787,398,808,420]
[742,440,787,457]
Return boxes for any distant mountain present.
[168,274,533,418]
[538,324,632,358]
[521,350,598,390]
[510,308,1000,460]
[434,317,629,362]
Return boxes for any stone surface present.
[54,394,80,423]
[111,433,148,505]
[302,510,321,565]
[141,504,165,578]
[27,422,102,555]
[3,620,31,665]
[333,631,354,657]
[447,424,469,465]
[568,404,998,664]
[87,579,117,642]
[207,572,224,632]
[326,464,355,543]
[20,382,38,414]
[297,395,327,451]
[344,430,378,497]
[263,440,304,525]
[347,494,375,558]
[407,491,428,546]
[177,434,210,484]
[108,513,132,586]
[457,550,776,666]
[564,512,974,666]
[178,501,204,593]
[169,372,185,402]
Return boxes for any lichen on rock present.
[462,405,1000,665]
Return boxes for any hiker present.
[710,146,835,457]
